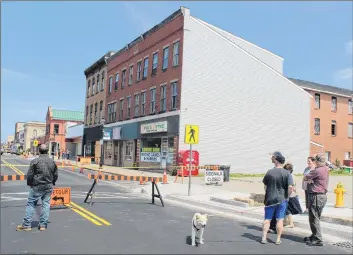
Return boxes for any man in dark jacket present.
[16,144,58,231]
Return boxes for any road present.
[1,155,351,254]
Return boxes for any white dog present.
[191,213,208,246]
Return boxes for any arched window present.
[87,80,91,97]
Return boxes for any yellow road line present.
[69,201,111,226]
[66,204,103,226]
[1,160,23,175]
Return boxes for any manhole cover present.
[332,241,353,249]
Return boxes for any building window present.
[314,93,320,109]
[173,41,179,67]
[162,47,169,70]
[107,102,117,123]
[87,80,91,97]
[143,57,149,79]
[53,124,59,134]
[349,123,353,138]
[121,69,126,89]
[85,106,89,126]
[325,151,331,162]
[97,74,100,93]
[99,101,103,123]
[314,118,320,135]
[94,103,98,124]
[349,99,353,114]
[134,94,140,117]
[345,152,351,160]
[128,65,133,85]
[92,78,95,96]
[141,92,146,116]
[332,97,337,112]
[331,120,336,136]
[150,88,156,114]
[137,61,142,82]
[101,71,105,91]
[115,73,119,91]
[119,99,124,120]
[152,53,158,75]
[127,97,131,119]
[109,77,113,93]
[125,141,133,158]
[90,104,93,125]
[160,85,166,112]
[171,82,178,110]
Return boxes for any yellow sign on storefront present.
[184,124,199,145]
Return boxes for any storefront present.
[138,115,179,170]
[82,126,103,162]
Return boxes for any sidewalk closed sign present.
[204,170,224,185]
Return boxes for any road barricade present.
[1,175,27,182]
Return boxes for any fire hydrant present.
[334,182,346,208]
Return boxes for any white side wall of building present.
[179,9,311,173]
[196,19,284,74]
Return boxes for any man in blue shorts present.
[261,151,294,245]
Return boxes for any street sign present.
[184,124,199,145]
[204,170,224,185]
[50,187,71,206]
[33,140,38,147]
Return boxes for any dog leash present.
[240,199,289,214]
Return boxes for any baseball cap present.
[270,151,286,164]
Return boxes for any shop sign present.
[140,121,167,134]
[141,147,161,152]
[103,129,112,140]
[140,152,161,162]
[113,127,121,140]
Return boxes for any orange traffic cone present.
[139,172,146,185]
[162,169,168,184]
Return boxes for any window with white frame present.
[94,103,98,124]
[119,99,124,120]
[92,78,95,96]
[121,69,126,89]
[87,80,91,97]
[162,47,169,70]
[125,141,133,157]
[314,93,320,109]
[345,151,351,160]
[97,74,100,93]
[331,120,336,136]
[90,104,93,125]
[128,65,133,85]
[115,73,119,90]
[171,82,178,110]
[150,88,156,114]
[99,101,103,122]
[134,94,140,117]
[109,77,113,93]
[332,97,337,112]
[152,53,158,75]
[349,99,353,114]
[160,85,166,112]
[101,71,105,91]
[137,61,142,81]
[143,57,148,79]
[314,118,320,135]
[349,123,353,138]
[107,102,117,123]
[173,41,179,66]
[141,92,146,116]
[127,97,131,119]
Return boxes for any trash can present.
[220,165,231,182]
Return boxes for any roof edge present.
[84,51,116,76]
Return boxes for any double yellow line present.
[1,159,24,175]
[66,201,111,226]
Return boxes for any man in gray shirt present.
[16,144,58,231]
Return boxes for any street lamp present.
[100,118,105,167]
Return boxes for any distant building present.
[23,121,46,153]
[290,78,353,164]
[14,122,25,150]
[65,124,84,158]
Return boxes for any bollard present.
[334,182,346,208]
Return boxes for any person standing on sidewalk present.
[303,153,329,247]
[16,144,58,231]
[261,151,294,245]
[302,157,316,214]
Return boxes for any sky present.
[1,1,352,142]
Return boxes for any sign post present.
[184,124,199,196]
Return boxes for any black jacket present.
[27,154,58,188]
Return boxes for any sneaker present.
[16,225,31,231]
[38,226,46,231]
[307,240,323,247]
[261,239,268,244]
[304,236,312,243]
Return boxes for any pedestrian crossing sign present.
[33,140,39,147]
[184,124,199,145]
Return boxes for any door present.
[118,141,123,167]
[113,141,118,166]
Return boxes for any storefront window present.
[125,141,134,160]
[167,137,175,164]
[105,141,112,159]
[141,138,161,148]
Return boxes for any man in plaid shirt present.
[16,144,58,231]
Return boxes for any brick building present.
[100,7,312,173]
[83,51,116,162]
[290,78,353,165]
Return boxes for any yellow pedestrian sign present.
[184,124,199,144]
[33,140,39,147]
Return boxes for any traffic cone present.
[139,172,146,185]
[162,169,168,184]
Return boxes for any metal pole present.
[188,144,192,196]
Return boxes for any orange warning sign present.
[50,187,71,206]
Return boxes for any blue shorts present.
[264,200,288,220]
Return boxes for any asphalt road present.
[1,155,351,254]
